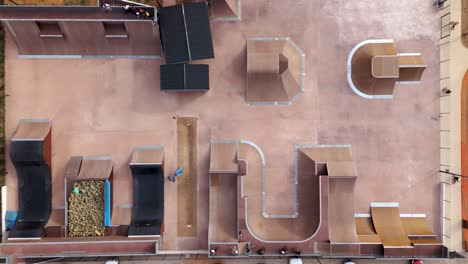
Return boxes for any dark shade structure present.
[159,2,214,64]
[9,140,52,239]
[129,164,164,236]
[160,63,209,91]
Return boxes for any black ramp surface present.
[184,2,214,61]
[185,64,209,90]
[9,140,51,239]
[159,4,190,64]
[161,63,209,91]
[129,164,164,236]
[160,64,185,90]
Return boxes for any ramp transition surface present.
[371,204,412,248]
[246,38,304,104]
[129,146,165,237]
[9,119,52,239]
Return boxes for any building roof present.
[159,2,214,64]
[0,6,154,21]
[160,63,209,91]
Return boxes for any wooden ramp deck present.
[371,203,413,256]
[209,173,238,243]
[176,117,198,237]
[301,146,359,255]
[77,156,113,180]
[356,216,382,255]
[130,146,164,165]
[13,119,51,140]
[238,143,321,241]
[349,42,398,97]
[328,177,359,255]
[208,142,239,243]
[246,39,303,104]
[209,142,238,174]
[211,0,240,19]
[400,215,444,257]
[400,215,436,239]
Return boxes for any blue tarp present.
[4,210,18,230]
[104,180,111,227]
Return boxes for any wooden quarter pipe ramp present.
[246,37,305,105]
[370,203,413,256]
[347,40,426,99]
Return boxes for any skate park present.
[208,142,443,257]
[0,0,460,262]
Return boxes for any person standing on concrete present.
[434,0,447,8]
[124,5,132,14]
[231,246,239,256]
[102,3,111,12]
[280,247,288,255]
[209,248,216,256]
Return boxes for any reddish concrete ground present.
[4,0,440,252]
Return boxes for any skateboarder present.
[434,0,447,8]
[231,246,238,255]
[246,243,253,254]
[452,175,461,184]
[280,246,287,255]
[124,5,133,14]
[102,3,111,12]
[450,21,460,30]
[257,248,265,255]
[168,167,183,182]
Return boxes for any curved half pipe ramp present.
[9,119,52,239]
[129,146,164,237]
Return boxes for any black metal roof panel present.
[184,3,214,61]
[160,64,185,90]
[159,5,190,64]
[159,2,214,64]
[160,63,209,91]
[185,64,209,91]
